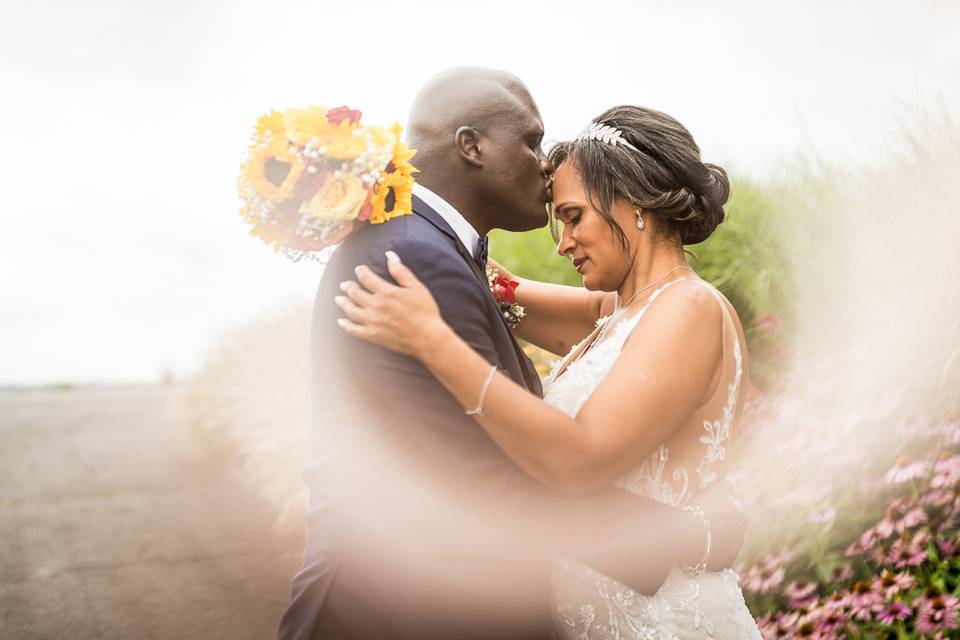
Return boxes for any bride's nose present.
[556,226,575,257]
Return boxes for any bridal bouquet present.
[238,105,417,261]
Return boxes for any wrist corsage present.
[486,267,526,329]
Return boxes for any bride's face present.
[552,162,636,291]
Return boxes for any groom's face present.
[482,96,553,232]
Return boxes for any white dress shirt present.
[412,183,481,258]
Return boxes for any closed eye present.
[556,208,582,226]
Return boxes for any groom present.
[279,67,745,640]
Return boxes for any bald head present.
[407,67,538,166]
[404,67,551,235]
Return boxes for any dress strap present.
[685,280,744,490]
[685,280,740,378]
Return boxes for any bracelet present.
[465,365,498,417]
[681,504,712,577]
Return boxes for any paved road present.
[0,386,304,639]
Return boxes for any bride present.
[335,105,762,639]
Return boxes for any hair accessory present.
[635,208,645,230]
[575,122,642,154]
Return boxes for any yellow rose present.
[299,174,368,221]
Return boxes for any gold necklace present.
[553,264,695,382]
[597,264,693,342]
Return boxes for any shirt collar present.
[412,183,480,257]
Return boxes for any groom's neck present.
[417,176,493,237]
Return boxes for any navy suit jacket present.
[278,196,691,640]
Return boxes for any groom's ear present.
[454,126,483,168]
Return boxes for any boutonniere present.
[486,267,526,329]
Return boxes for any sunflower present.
[241,137,305,202]
[366,124,417,225]
[250,110,285,148]
[388,123,418,179]
[369,168,414,225]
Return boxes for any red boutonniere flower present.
[486,267,526,329]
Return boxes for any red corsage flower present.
[486,268,525,329]
[492,275,519,304]
[327,106,363,125]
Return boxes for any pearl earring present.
[635,208,645,230]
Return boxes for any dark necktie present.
[473,235,489,270]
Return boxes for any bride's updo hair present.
[549,105,729,246]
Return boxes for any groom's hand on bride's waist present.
[689,479,748,572]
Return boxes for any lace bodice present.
[542,279,742,508]
[543,278,759,640]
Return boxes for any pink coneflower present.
[742,563,785,594]
[757,611,798,639]
[742,548,792,594]
[897,507,928,533]
[921,488,954,508]
[938,537,960,558]
[815,607,848,634]
[786,581,819,608]
[824,590,851,613]
[793,621,829,639]
[849,580,883,621]
[915,593,960,633]
[944,419,960,445]
[874,517,895,539]
[829,566,854,584]
[845,528,879,558]
[884,456,931,485]
[887,535,928,569]
[764,547,795,568]
[876,601,912,625]
[932,454,960,488]
[873,570,915,598]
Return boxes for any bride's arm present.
[488,257,615,356]
[338,253,722,495]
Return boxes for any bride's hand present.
[336,250,446,357]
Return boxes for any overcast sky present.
[2,0,958,385]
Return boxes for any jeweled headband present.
[575,122,642,154]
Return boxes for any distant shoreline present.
[0,382,175,394]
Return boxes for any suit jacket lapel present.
[411,195,488,287]
[411,195,542,397]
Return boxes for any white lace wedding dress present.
[542,278,761,640]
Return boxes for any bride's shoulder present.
[622,278,725,354]
[649,278,724,325]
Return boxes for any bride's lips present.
[573,257,588,273]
